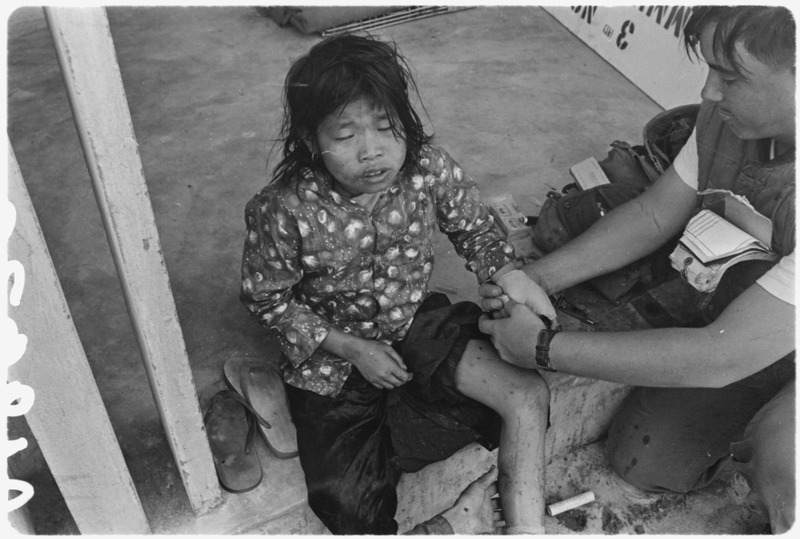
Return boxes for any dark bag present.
[531,104,700,303]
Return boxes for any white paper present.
[569,157,610,190]
[698,189,773,245]
[681,210,772,265]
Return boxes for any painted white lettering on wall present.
[3,196,35,519]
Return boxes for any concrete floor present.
[6,5,769,535]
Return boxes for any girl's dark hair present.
[271,34,433,185]
[683,6,796,76]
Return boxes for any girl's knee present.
[456,339,550,412]
[500,369,550,416]
[516,370,550,405]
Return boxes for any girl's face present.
[314,97,407,197]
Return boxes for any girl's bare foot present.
[441,466,504,534]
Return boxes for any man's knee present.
[733,380,795,533]
[606,408,698,494]
[606,427,663,492]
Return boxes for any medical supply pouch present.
[531,179,645,254]
[530,104,700,303]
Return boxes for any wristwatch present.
[535,317,561,372]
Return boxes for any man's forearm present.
[524,198,673,294]
[523,167,697,295]
[547,285,795,387]
[549,326,723,387]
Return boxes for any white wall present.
[545,5,707,110]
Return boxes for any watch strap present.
[535,327,561,372]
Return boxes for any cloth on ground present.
[262,6,401,34]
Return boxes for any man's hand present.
[346,338,413,389]
[478,300,547,369]
[440,466,503,534]
[495,269,558,323]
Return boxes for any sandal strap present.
[243,402,258,454]
[239,365,274,429]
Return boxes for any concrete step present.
[183,438,767,535]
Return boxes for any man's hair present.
[683,6,796,76]
[272,34,433,185]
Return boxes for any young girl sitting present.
[240,33,550,535]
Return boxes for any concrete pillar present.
[6,143,151,533]
[43,6,222,515]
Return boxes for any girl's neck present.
[349,191,381,212]
[332,180,360,198]
[331,180,381,211]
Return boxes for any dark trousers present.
[607,260,795,493]
[607,355,794,493]
[285,294,501,535]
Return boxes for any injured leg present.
[454,339,550,534]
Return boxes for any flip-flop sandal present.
[223,354,254,397]
[243,365,299,459]
[203,389,262,493]
[223,356,299,459]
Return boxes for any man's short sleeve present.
[672,128,699,189]
[757,251,796,306]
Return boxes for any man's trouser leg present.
[730,379,795,533]
[606,356,794,493]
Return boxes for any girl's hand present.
[347,338,413,389]
[478,281,507,314]
[478,300,547,369]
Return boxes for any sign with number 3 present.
[545,5,708,109]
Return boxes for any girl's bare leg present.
[454,339,550,534]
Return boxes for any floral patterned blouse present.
[240,145,515,396]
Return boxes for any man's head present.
[684,6,796,145]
